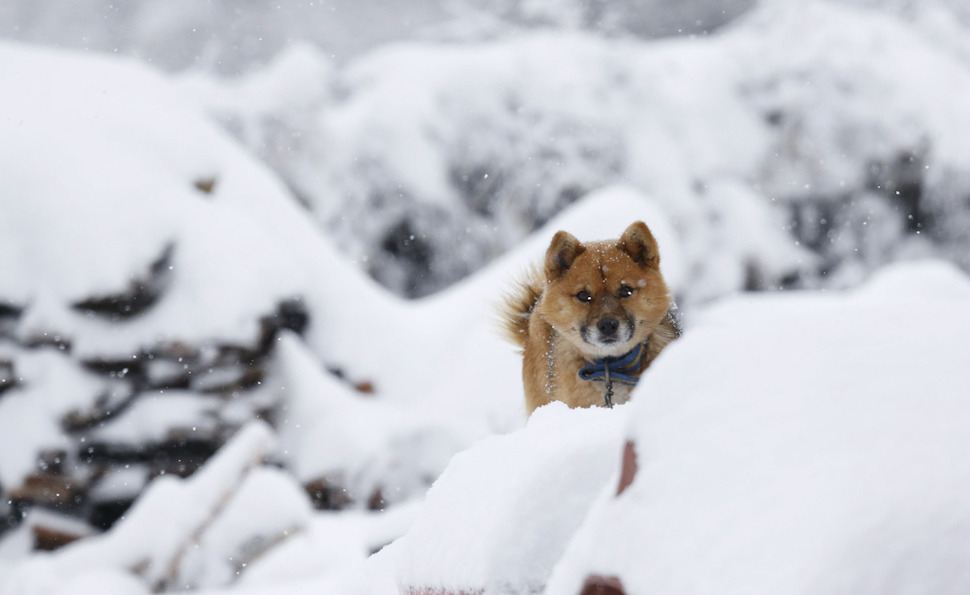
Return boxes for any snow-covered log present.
[1,422,312,593]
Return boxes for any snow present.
[394,403,626,594]
[0,41,320,356]
[87,391,221,444]
[328,260,970,595]
[179,466,312,589]
[236,502,422,590]
[0,33,684,516]
[176,0,970,299]
[3,1,970,594]
[0,348,102,487]
[543,260,970,593]
[49,570,148,595]
[307,30,769,297]
[274,332,463,505]
[2,422,281,592]
[87,466,150,503]
[0,35,501,497]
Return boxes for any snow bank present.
[274,332,463,506]
[5,2,970,591]
[0,38,470,523]
[549,260,970,593]
[343,260,970,594]
[0,41,378,358]
[394,403,625,593]
[1,422,293,593]
[0,348,103,488]
[236,501,422,591]
[0,39,401,527]
[0,38,697,585]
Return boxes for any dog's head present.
[540,221,672,358]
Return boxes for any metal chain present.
[603,361,614,408]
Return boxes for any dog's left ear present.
[618,221,660,270]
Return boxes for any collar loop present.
[577,342,646,387]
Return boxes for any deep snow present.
[345,261,970,595]
[11,256,968,595]
[3,1,970,593]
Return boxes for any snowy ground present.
[3,1,970,593]
[6,258,968,594]
[334,260,970,595]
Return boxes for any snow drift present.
[343,260,970,594]
[4,1,970,593]
[0,36,689,590]
[0,37,492,566]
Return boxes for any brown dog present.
[503,221,679,415]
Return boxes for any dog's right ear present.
[545,230,585,281]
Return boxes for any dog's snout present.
[597,317,619,337]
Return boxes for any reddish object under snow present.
[580,574,626,594]
[616,440,638,496]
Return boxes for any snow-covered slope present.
[0,39,399,500]
[9,259,968,594]
[4,2,970,593]
[336,260,970,594]
[0,43,372,357]
[547,261,970,594]
[0,37,691,590]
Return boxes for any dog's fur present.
[502,221,679,415]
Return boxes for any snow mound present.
[349,260,970,594]
[0,38,470,537]
[395,403,625,594]
[0,41,360,357]
[550,259,970,593]
[275,332,463,507]
[0,39,387,533]
[0,38,705,579]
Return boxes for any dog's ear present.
[617,221,660,270]
[545,230,585,281]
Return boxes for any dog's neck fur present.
[538,308,680,410]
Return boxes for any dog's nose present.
[597,317,619,337]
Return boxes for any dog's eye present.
[618,285,635,298]
[576,290,593,303]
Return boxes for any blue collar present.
[577,341,647,386]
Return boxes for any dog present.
[502,221,680,415]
